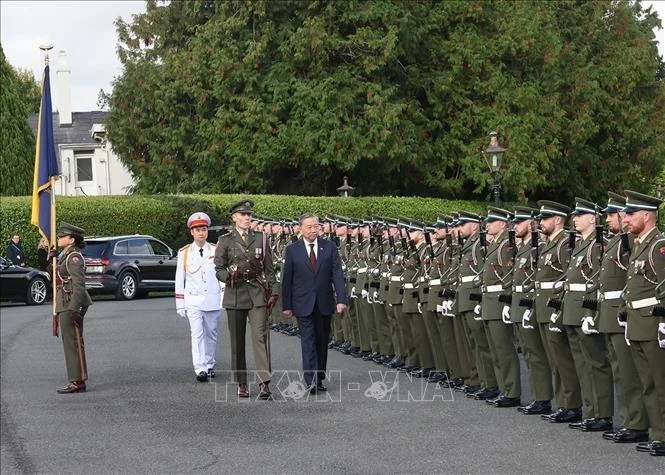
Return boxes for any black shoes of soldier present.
[518,400,552,415]
[196,371,208,382]
[258,382,272,400]
[603,428,649,443]
[636,440,665,456]
[57,381,86,394]
[487,395,521,408]
[568,417,613,432]
[470,386,500,400]
[543,408,582,423]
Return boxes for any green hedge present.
[1,194,489,267]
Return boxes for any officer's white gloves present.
[501,305,511,324]
[521,309,534,329]
[177,309,187,318]
[581,316,598,335]
[658,323,665,349]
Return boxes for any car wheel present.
[116,271,138,300]
[26,277,48,305]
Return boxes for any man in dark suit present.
[281,213,348,393]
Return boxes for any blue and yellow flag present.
[31,64,60,244]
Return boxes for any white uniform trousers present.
[187,308,221,374]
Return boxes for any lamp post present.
[482,131,506,207]
[336,176,355,197]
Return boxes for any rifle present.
[530,211,540,263]
[567,229,576,256]
[424,230,436,261]
[445,221,453,247]
[507,219,517,261]
[479,221,488,255]
[594,205,605,258]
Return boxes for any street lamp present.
[336,176,355,197]
[482,131,506,207]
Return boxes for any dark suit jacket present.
[281,237,348,317]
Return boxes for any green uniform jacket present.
[402,242,425,314]
[625,227,665,341]
[387,242,406,305]
[511,238,537,323]
[597,233,630,333]
[456,235,485,313]
[481,231,513,321]
[214,228,278,310]
[534,229,569,324]
[562,235,601,326]
[55,246,92,313]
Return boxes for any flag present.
[31,64,60,245]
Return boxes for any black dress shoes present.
[489,396,521,408]
[309,383,327,394]
[363,351,379,361]
[349,346,362,357]
[547,408,582,423]
[610,428,649,443]
[580,417,613,432]
[440,377,464,389]
[196,371,208,382]
[237,383,249,398]
[518,400,552,415]
[57,381,86,394]
[208,368,216,379]
[258,382,272,400]
[472,387,500,400]
[462,384,481,395]
[649,441,665,456]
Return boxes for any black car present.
[0,256,50,305]
[82,235,177,300]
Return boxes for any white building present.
[27,51,135,196]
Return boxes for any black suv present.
[82,235,177,300]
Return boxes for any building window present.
[74,150,94,182]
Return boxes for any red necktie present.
[309,243,317,270]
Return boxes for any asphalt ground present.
[1,296,662,474]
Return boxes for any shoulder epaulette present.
[179,244,189,252]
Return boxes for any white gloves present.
[473,304,482,320]
[522,309,534,329]
[501,305,511,324]
[549,312,562,333]
[581,316,598,335]
[417,303,423,314]
[177,308,187,318]
[658,323,665,349]
[351,287,357,299]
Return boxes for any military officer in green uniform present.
[456,211,498,400]
[598,192,650,443]
[563,198,613,432]
[622,190,665,457]
[215,200,279,399]
[481,207,521,407]
[534,201,582,423]
[512,207,554,415]
[54,223,92,394]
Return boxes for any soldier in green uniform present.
[386,219,409,369]
[511,207,554,415]
[562,198,613,432]
[354,219,374,359]
[534,201,582,423]
[456,211,498,400]
[54,223,92,394]
[622,190,665,457]
[214,200,279,399]
[598,192,649,443]
[481,207,521,407]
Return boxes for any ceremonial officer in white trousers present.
[175,212,223,382]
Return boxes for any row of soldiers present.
[249,190,664,457]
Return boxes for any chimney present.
[56,50,72,126]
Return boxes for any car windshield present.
[82,241,108,258]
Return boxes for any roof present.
[27,111,108,147]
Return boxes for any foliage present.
[0,46,37,196]
[1,193,492,266]
[106,0,665,203]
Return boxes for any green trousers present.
[373,301,394,356]
[546,325,582,410]
[59,309,87,382]
[570,327,613,419]
[484,320,521,398]
[607,333,648,430]
[516,323,553,401]
[629,339,665,440]
[462,311,496,388]
[227,308,270,384]
[408,311,435,369]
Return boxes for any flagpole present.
[40,44,59,337]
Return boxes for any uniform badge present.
[634,260,644,271]
[71,256,80,262]
[576,256,584,266]
[544,253,552,265]
[519,258,527,266]
[660,246,665,255]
